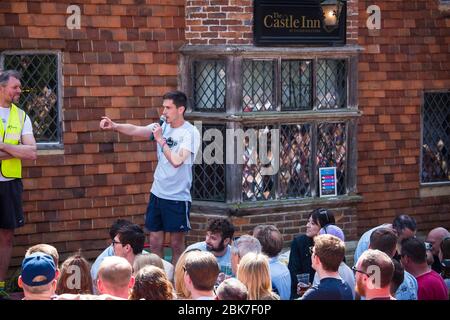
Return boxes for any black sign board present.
[254,0,346,46]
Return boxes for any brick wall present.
[357,0,450,234]
[186,206,358,246]
[2,0,449,272]
[0,0,184,268]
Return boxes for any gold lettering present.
[301,16,321,28]
[264,15,273,28]
[313,19,321,28]
[273,18,279,28]
[264,13,321,30]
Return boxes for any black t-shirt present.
[431,254,442,274]
[301,277,353,300]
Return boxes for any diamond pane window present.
[421,92,450,183]
[3,54,61,143]
[317,59,347,109]
[193,60,226,111]
[281,60,312,110]
[242,125,276,201]
[192,124,226,201]
[185,53,356,203]
[242,60,275,112]
[317,123,347,195]
[280,124,312,198]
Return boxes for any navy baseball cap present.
[21,252,56,287]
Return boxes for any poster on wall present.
[319,167,337,197]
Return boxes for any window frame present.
[420,90,450,187]
[179,45,362,211]
[0,50,64,149]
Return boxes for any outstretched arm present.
[0,134,37,161]
[100,116,153,139]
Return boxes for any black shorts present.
[145,193,191,233]
[0,179,25,229]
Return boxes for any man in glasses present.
[90,223,144,293]
[0,70,37,297]
[369,227,418,300]
[300,234,353,300]
[354,214,417,264]
[425,227,450,273]
[354,249,396,300]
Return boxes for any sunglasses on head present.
[318,208,330,224]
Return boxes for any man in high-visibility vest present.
[0,70,36,297]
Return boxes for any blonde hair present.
[237,252,277,300]
[130,265,175,300]
[25,244,59,267]
[133,253,164,275]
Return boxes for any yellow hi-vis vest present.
[0,103,26,178]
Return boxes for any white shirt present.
[0,106,33,181]
[149,121,201,202]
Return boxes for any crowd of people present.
[6,212,450,300]
[0,70,449,301]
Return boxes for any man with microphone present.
[100,91,200,265]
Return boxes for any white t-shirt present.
[0,106,33,181]
[149,121,200,202]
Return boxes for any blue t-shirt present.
[269,257,291,300]
[396,270,418,300]
[301,277,353,300]
[354,224,391,263]
[150,121,200,202]
[186,241,233,276]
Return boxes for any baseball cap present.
[21,252,56,287]
[319,224,345,242]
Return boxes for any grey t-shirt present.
[150,121,200,202]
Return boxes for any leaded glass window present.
[193,60,226,111]
[2,53,61,144]
[242,60,275,112]
[421,92,450,184]
[192,124,226,201]
[185,53,355,203]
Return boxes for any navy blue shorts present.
[145,193,191,233]
[0,179,25,229]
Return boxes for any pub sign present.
[254,0,347,45]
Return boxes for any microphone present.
[150,115,166,141]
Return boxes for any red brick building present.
[0,0,449,271]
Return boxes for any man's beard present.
[206,241,226,253]
[11,95,20,104]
